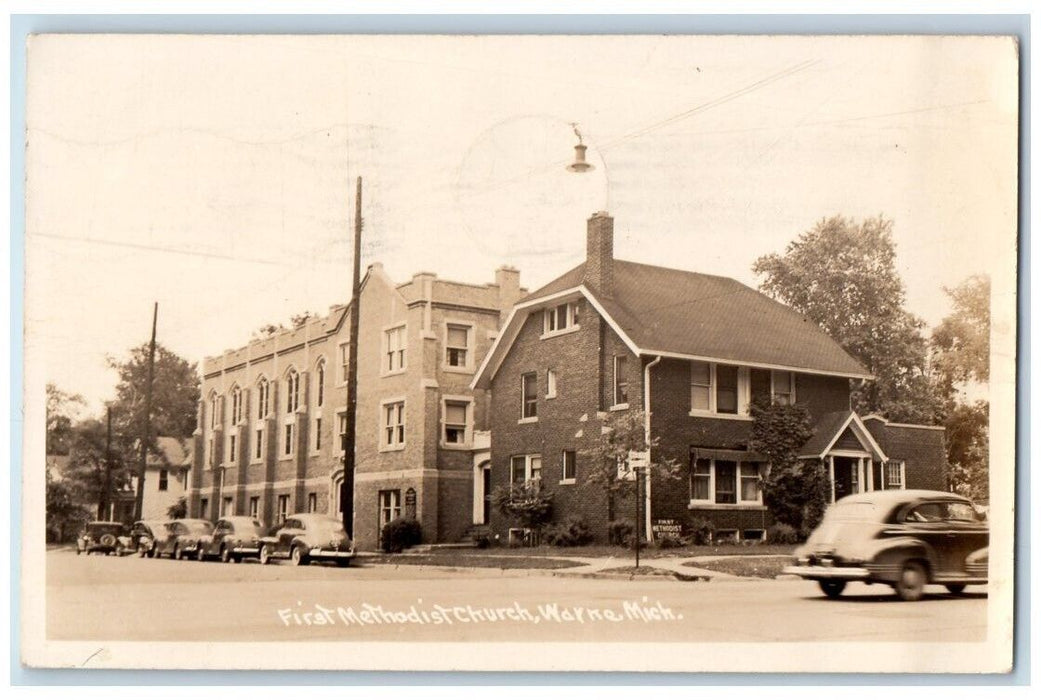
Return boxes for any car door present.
[212,520,228,555]
[160,523,179,555]
[901,501,952,574]
[277,519,297,556]
[939,501,989,576]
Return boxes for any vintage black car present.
[76,521,132,556]
[784,489,988,601]
[129,520,171,558]
[197,516,266,563]
[156,519,214,560]
[259,514,354,566]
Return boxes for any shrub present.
[766,522,801,545]
[655,533,684,549]
[607,519,635,546]
[685,515,716,545]
[544,515,593,547]
[380,517,422,553]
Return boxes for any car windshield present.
[822,501,883,523]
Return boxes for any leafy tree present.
[932,275,990,397]
[946,401,989,502]
[45,469,90,542]
[753,215,945,424]
[108,342,200,442]
[748,398,824,534]
[490,482,554,543]
[167,496,188,520]
[251,311,319,340]
[580,409,682,537]
[63,418,132,519]
[46,383,85,456]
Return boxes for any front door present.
[482,466,492,525]
[832,457,857,501]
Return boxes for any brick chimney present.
[585,211,614,297]
[495,265,522,322]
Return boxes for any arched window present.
[256,377,270,419]
[230,385,242,424]
[286,368,300,413]
[315,359,326,408]
[209,392,221,430]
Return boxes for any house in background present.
[192,263,522,550]
[140,436,192,521]
[473,212,948,542]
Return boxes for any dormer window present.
[543,301,580,335]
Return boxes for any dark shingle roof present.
[525,260,868,377]
[800,410,856,457]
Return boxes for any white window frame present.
[379,490,402,527]
[611,355,630,409]
[771,370,796,406]
[221,496,233,517]
[519,372,538,422]
[885,460,906,489]
[256,378,270,419]
[230,386,242,425]
[510,454,543,487]
[307,492,318,513]
[312,416,323,454]
[541,301,581,338]
[285,368,301,413]
[158,469,168,492]
[337,342,350,386]
[380,398,406,451]
[227,433,237,464]
[560,449,577,484]
[382,323,407,375]
[282,421,295,459]
[336,410,348,455]
[546,369,558,399]
[689,362,753,420]
[314,359,326,409]
[277,495,290,524]
[249,496,259,519]
[689,458,763,506]
[209,393,221,431]
[441,396,474,448]
[443,321,475,372]
[252,425,265,463]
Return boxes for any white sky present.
[24,34,1019,414]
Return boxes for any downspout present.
[643,355,662,542]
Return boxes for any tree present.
[748,398,824,535]
[62,418,132,519]
[108,342,200,442]
[932,275,990,397]
[46,383,85,456]
[580,409,682,539]
[45,469,90,542]
[946,401,989,503]
[753,215,945,424]
[167,497,188,520]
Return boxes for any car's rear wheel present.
[291,545,308,566]
[895,561,927,601]
[173,544,182,561]
[818,580,846,599]
[946,584,967,595]
[259,544,271,565]
[197,546,206,562]
[147,546,156,559]
[220,546,231,564]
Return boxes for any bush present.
[655,533,684,549]
[544,515,593,547]
[380,518,423,553]
[607,519,635,546]
[685,516,716,545]
[766,522,801,545]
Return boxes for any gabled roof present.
[474,259,871,388]
[798,410,888,461]
[149,436,192,468]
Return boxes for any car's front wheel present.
[946,584,967,595]
[895,561,928,601]
[290,545,309,567]
[196,546,206,562]
[259,544,271,565]
[173,544,182,561]
[220,546,232,564]
[818,580,847,599]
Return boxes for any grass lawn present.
[468,544,796,559]
[361,553,585,570]
[686,555,791,579]
[599,565,681,577]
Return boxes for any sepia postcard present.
[19,33,1018,673]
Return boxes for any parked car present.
[197,516,267,563]
[76,521,133,556]
[259,514,354,567]
[784,489,989,601]
[155,519,213,560]
[129,520,171,558]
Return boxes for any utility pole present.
[634,467,642,569]
[99,405,113,520]
[134,302,158,522]
[341,177,362,539]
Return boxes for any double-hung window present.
[690,456,762,505]
[521,372,538,420]
[885,461,905,489]
[338,342,350,384]
[385,326,406,373]
[690,362,712,412]
[158,469,169,492]
[510,454,542,488]
[286,370,300,413]
[445,324,470,368]
[561,450,576,482]
[715,366,739,415]
[691,458,711,501]
[283,423,294,457]
[543,301,579,334]
[277,495,289,524]
[231,387,242,424]
[383,401,405,448]
[443,400,469,445]
[613,355,629,407]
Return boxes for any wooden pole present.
[99,405,112,520]
[134,302,158,522]
[342,177,362,539]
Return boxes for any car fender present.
[864,537,937,582]
[966,546,989,578]
[291,536,314,552]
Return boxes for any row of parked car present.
[75,513,355,567]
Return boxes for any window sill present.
[687,502,766,511]
[558,478,576,486]
[688,411,753,422]
[609,403,630,412]
[440,442,473,451]
[546,393,556,400]
[379,444,406,453]
[539,326,581,341]
[517,417,539,425]
[381,369,407,378]
[279,455,295,462]
[441,365,474,375]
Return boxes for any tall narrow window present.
[286,369,300,413]
[613,355,629,406]
[209,393,220,430]
[562,450,576,481]
[886,461,905,489]
[385,326,406,372]
[307,493,317,513]
[690,361,711,411]
[547,370,558,398]
[314,417,322,451]
[254,428,264,460]
[200,499,209,518]
[283,423,294,457]
[716,365,739,415]
[740,463,761,503]
[222,497,233,517]
[444,401,469,444]
[750,369,771,406]
[158,469,169,492]
[277,495,289,524]
[231,387,242,424]
[714,461,737,504]
[256,378,270,419]
[228,434,237,463]
[249,497,259,519]
[383,401,405,447]
[338,412,348,453]
[772,371,794,405]
[521,372,538,419]
[338,342,350,384]
[315,361,325,408]
[446,324,470,367]
[690,457,711,501]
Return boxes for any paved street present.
[46,550,987,643]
